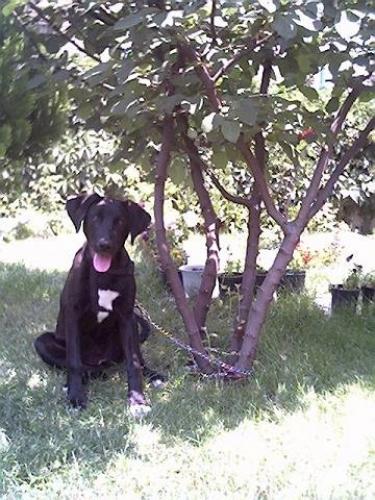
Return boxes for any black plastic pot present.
[255,272,267,289]
[160,269,183,290]
[218,272,243,297]
[219,271,270,297]
[361,285,375,304]
[279,270,306,293]
[330,285,360,313]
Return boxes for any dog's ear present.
[66,193,102,232]
[124,201,151,244]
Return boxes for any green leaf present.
[1,0,25,16]
[325,96,340,114]
[236,100,259,126]
[152,10,184,28]
[211,149,229,170]
[26,74,46,90]
[169,156,187,185]
[111,97,137,115]
[113,12,145,30]
[77,103,93,120]
[221,120,241,144]
[296,52,313,74]
[116,60,135,84]
[0,125,12,152]
[299,86,320,101]
[154,95,183,114]
[273,14,297,40]
[83,62,111,80]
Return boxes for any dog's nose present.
[97,239,112,252]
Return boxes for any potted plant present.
[219,262,269,297]
[330,264,362,313]
[361,271,375,305]
[218,259,243,296]
[280,246,313,292]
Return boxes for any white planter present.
[179,265,219,299]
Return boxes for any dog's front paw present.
[128,391,151,419]
[67,390,87,410]
[129,403,151,419]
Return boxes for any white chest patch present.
[97,311,110,323]
[97,289,120,323]
[98,289,120,311]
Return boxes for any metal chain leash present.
[135,301,254,380]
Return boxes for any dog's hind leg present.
[134,309,151,343]
[134,342,167,389]
[34,332,66,369]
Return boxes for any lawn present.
[0,249,375,499]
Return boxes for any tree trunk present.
[153,117,213,373]
[235,225,301,370]
[229,191,261,359]
[189,155,220,335]
[179,118,220,336]
[230,126,266,359]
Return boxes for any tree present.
[0,9,68,209]
[9,0,375,374]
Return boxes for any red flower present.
[298,128,316,141]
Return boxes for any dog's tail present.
[134,308,151,343]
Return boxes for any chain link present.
[135,301,253,380]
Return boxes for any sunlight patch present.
[27,372,46,389]
[0,428,10,453]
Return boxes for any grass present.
[0,257,375,499]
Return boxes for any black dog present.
[34,193,164,417]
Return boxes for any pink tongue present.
[93,253,112,273]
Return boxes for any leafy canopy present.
[6,1,375,188]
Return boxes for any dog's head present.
[66,193,151,272]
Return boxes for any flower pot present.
[330,285,360,313]
[255,271,267,290]
[361,285,375,305]
[219,271,271,298]
[218,272,243,297]
[179,265,220,299]
[279,270,306,293]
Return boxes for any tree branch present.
[153,116,212,372]
[213,33,273,82]
[229,189,261,359]
[206,169,252,208]
[177,116,220,333]
[309,116,375,218]
[237,136,288,230]
[28,1,101,63]
[188,169,220,332]
[210,0,217,46]
[229,59,271,358]
[296,85,363,226]
[179,44,221,112]
[177,132,252,209]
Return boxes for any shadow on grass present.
[1,261,374,492]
